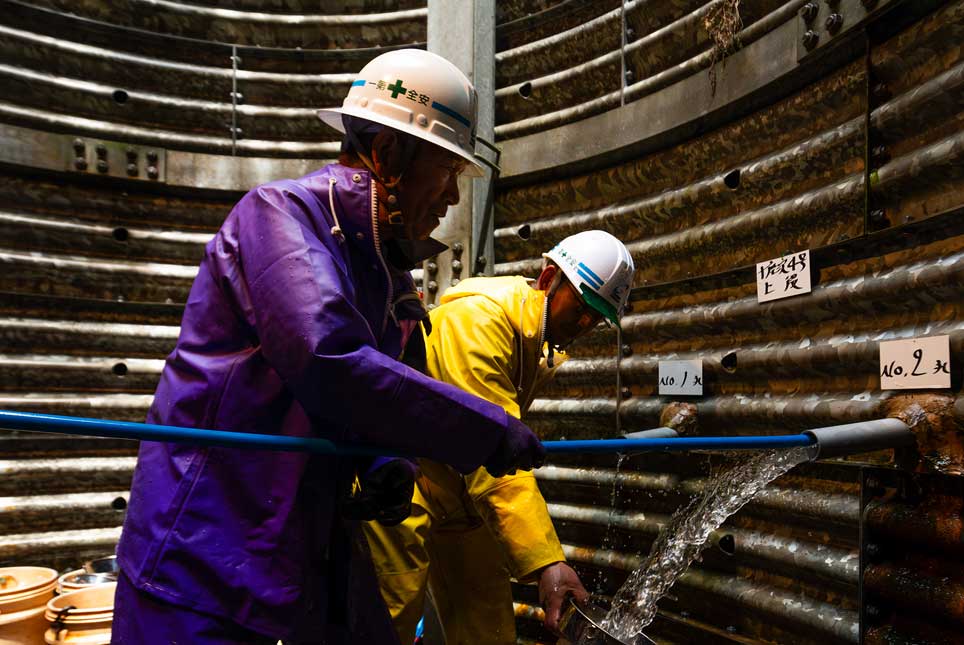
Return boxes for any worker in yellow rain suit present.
[364,230,636,644]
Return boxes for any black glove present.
[484,416,546,478]
[341,457,417,526]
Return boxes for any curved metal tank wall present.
[0,0,425,570]
[0,1,961,644]
[494,1,963,644]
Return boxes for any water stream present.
[594,453,627,595]
[599,446,811,641]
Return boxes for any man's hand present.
[484,415,546,477]
[538,561,589,635]
[341,457,417,526]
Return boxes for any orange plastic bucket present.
[0,566,59,645]
[43,583,115,645]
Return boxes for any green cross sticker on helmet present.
[318,49,485,177]
[544,230,636,326]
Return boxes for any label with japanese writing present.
[658,360,703,396]
[756,250,812,303]
[879,335,952,390]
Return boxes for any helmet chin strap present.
[344,120,447,269]
[544,272,570,369]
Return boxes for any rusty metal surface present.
[490,2,964,644]
[18,0,427,49]
[495,1,806,138]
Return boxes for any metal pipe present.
[623,427,678,439]
[802,419,914,460]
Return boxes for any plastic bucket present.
[43,583,115,645]
[558,597,656,645]
[0,566,59,645]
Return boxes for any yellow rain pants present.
[364,277,568,645]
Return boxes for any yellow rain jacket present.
[363,276,567,645]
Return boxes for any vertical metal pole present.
[616,325,623,435]
[862,33,871,235]
[620,0,627,106]
[231,45,239,157]
[427,0,496,303]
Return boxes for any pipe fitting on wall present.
[803,418,915,460]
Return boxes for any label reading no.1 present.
[658,360,703,396]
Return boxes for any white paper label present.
[879,335,952,390]
[756,250,812,303]
[659,360,703,396]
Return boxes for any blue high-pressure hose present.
[0,409,815,454]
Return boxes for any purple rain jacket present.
[116,163,513,642]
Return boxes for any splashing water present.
[594,453,627,594]
[600,447,811,641]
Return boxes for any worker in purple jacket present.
[112,49,544,645]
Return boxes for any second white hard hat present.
[544,230,636,325]
[318,49,484,177]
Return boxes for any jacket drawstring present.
[328,177,346,244]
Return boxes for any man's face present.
[548,277,605,347]
[397,142,467,240]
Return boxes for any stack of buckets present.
[0,562,116,645]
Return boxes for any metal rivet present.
[126,147,137,161]
[355,232,364,241]
[352,173,362,183]
[146,150,158,163]
[427,280,438,293]
[475,256,487,267]
[147,166,159,180]
[95,144,107,158]
[802,30,819,48]
[96,159,109,173]
[72,138,85,154]
[74,157,87,171]
[620,387,632,399]
[416,114,428,127]
[126,163,138,177]
[450,278,460,287]
[452,242,463,256]
[621,344,632,357]
[359,97,369,107]
[801,2,818,21]
[625,27,635,40]
[825,13,843,33]
[426,261,438,275]
[451,260,462,273]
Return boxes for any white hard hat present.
[544,230,635,325]
[318,49,484,177]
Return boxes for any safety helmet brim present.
[318,107,485,178]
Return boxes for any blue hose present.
[543,434,814,453]
[0,409,815,455]
[0,409,393,457]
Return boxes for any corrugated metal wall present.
[494,1,963,643]
[0,0,422,570]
